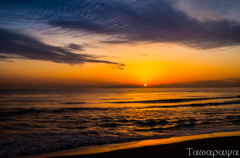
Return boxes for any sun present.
[144,83,147,87]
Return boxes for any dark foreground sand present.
[52,136,240,158]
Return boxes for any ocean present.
[1,88,240,158]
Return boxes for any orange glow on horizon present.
[1,42,240,88]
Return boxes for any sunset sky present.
[1,0,240,88]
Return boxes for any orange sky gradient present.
[1,1,240,88]
[1,43,240,88]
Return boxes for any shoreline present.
[15,130,240,158]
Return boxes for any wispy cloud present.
[153,80,240,88]
[1,0,240,49]
[173,0,240,22]
[67,43,84,51]
[0,27,124,68]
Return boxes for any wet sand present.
[51,133,240,158]
[15,131,240,158]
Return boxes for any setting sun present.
[144,84,147,87]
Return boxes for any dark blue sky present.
[1,0,240,65]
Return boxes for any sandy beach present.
[52,136,240,158]
[14,131,240,158]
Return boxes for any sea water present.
[1,88,240,158]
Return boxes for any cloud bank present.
[0,27,124,67]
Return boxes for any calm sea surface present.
[1,88,240,157]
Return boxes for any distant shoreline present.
[1,86,240,90]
